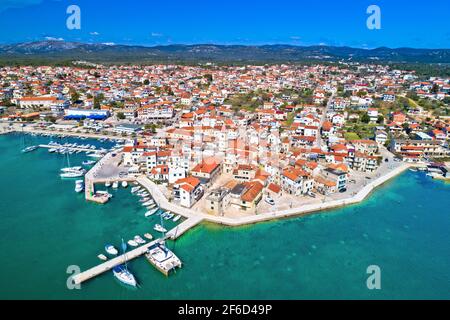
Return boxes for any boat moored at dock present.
[105,244,118,255]
[144,241,182,276]
[154,224,167,233]
[113,265,137,287]
[75,180,84,193]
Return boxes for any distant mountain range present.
[1,41,450,64]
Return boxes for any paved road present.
[315,90,336,148]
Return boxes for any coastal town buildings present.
[1,62,449,217]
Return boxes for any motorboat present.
[87,153,103,158]
[113,265,137,287]
[61,166,83,173]
[75,180,84,193]
[127,239,138,247]
[154,224,167,233]
[164,213,174,220]
[131,186,141,193]
[82,160,96,166]
[142,200,154,206]
[121,181,128,188]
[105,181,111,187]
[144,233,153,240]
[173,215,181,222]
[145,208,159,217]
[105,244,118,255]
[97,254,108,261]
[96,191,113,198]
[139,197,150,203]
[160,212,167,219]
[112,181,119,189]
[134,235,146,245]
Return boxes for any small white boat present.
[173,215,181,222]
[105,181,111,187]
[144,233,153,240]
[96,191,113,198]
[121,181,128,188]
[75,180,84,193]
[88,153,103,158]
[164,213,174,220]
[82,160,96,166]
[97,254,108,261]
[131,186,141,193]
[112,181,119,189]
[134,235,146,244]
[105,244,118,255]
[127,239,138,247]
[154,224,167,233]
[145,208,159,217]
[147,204,157,209]
[142,200,154,206]
[139,197,150,203]
[61,166,83,173]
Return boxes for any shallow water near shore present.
[0,133,449,299]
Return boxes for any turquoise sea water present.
[0,133,449,299]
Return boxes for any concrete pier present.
[39,144,103,154]
[72,237,167,285]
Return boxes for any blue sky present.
[0,0,449,48]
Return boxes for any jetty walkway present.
[72,237,166,285]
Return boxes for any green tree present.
[116,112,125,120]
[360,112,370,124]
[70,89,80,103]
[377,115,384,124]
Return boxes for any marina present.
[72,236,183,285]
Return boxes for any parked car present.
[265,197,275,206]
[339,188,347,193]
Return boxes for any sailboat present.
[60,151,85,178]
[21,129,38,153]
[113,238,137,287]
[154,214,167,233]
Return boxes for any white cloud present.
[45,36,64,41]
[102,42,115,46]
[90,32,100,36]
[151,32,163,37]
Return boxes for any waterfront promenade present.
[0,122,127,141]
[136,163,412,227]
